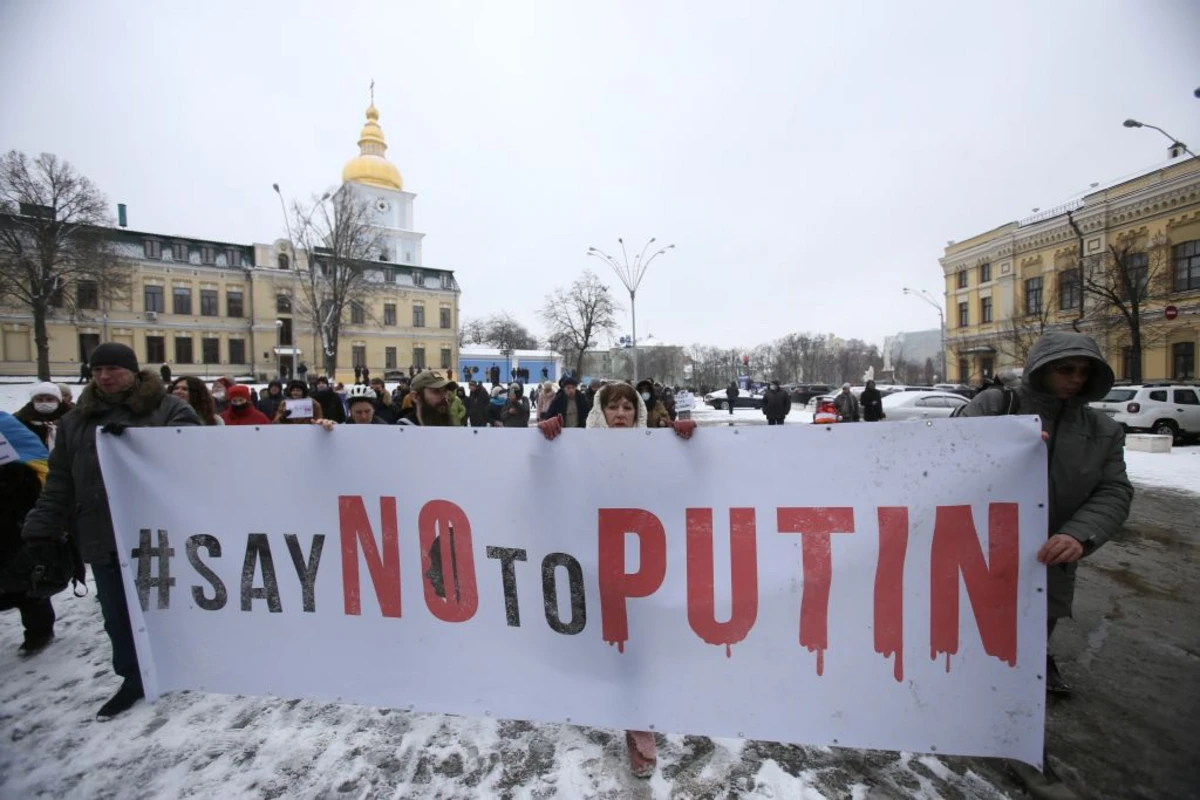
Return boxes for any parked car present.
[704,388,763,410]
[1089,383,1200,440]
[933,383,978,399]
[880,390,969,421]
[783,383,834,405]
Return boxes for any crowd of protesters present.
[0,332,1133,795]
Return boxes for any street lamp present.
[587,237,675,385]
[902,287,946,382]
[1122,119,1196,159]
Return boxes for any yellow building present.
[941,154,1200,384]
[0,100,461,381]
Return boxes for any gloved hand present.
[670,419,697,440]
[100,422,129,436]
[0,538,70,598]
[538,415,563,441]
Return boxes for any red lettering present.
[873,507,909,682]
[418,500,479,623]
[778,507,855,675]
[930,504,1019,670]
[686,508,759,656]
[598,509,667,653]
[339,495,401,618]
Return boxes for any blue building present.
[458,347,563,385]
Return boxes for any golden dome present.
[342,104,403,190]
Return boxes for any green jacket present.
[22,371,200,564]
[959,332,1133,618]
[449,393,467,426]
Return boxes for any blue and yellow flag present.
[0,411,49,484]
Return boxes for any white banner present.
[98,418,1047,765]
[674,391,695,412]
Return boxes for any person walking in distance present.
[19,343,200,717]
[760,380,791,425]
[860,380,884,422]
[957,332,1132,799]
[726,380,740,414]
[834,383,860,422]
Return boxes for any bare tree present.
[0,151,129,380]
[288,189,382,377]
[992,293,1056,365]
[479,313,539,351]
[540,269,619,377]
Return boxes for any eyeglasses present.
[1053,363,1091,377]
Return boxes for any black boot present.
[1046,655,1072,697]
[97,680,144,719]
[18,630,55,656]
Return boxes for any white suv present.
[1090,384,1200,440]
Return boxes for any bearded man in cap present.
[19,342,199,718]
[397,371,455,426]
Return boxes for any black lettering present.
[542,552,586,635]
[241,533,282,612]
[132,528,175,611]
[186,534,227,611]
[285,533,324,613]
[486,546,527,627]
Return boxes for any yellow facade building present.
[941,155,1200,384]
[0,101,460,381]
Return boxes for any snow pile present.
[1122,446,1200,496]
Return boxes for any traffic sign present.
[1164,305,1178,320]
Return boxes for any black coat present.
[860,387,884,421]
[546,389,592,428]
[13,402,68,448]
[312,388,346,423]
[467,388,491,427]
[727,385,740,400]
[760,387,791,418]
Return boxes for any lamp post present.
[586,238,675,385]
[1122,119,1196,159]
[902,287,946,382]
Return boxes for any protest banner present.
[674,391,695,412]
[98,417,1047,766]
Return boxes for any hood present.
[586,383,649,429]
[77,370,169,418]
[1023,332,1114,403]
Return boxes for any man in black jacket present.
[860,380,884,422]
[21,343,200,717]
[760,381,791,425]
[545,375,591,428]
[726,381,740,414]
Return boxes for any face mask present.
[212,389,226,401]
[641,392,651,402]
[34,401,59,414]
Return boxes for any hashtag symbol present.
[131,529,175,611]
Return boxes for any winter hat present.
[286,380,309,397]
[29,382,62,401]
[87,342,139,374]
[842,383,852,389]
[227,384,252,402]
[411,370,451,392]
[560,375,578,387]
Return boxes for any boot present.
[97,680,144,719]
[1046,655,1072,697]
[18,630,54,656]
[1009,759,1080,800]
[625,730,657,779]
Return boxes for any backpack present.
[950,382,1020,418]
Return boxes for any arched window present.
[277,252,290,270]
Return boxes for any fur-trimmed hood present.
[76,370,169,419]
[586,383,649,429]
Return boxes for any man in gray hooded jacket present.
[959,332,1132,798]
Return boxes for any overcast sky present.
[1,1,1197,350]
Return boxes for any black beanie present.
[88,343,139,374]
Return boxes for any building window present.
[229,338,246,365]
[1024,276,1043,315]
[385,346,397,369]
[980,357,994,379]
[200,246,215,265]
[202,337,220,364]
[979,262,992,283]
[171,242,188,262]
[200,289,218,316]
[383,303,396,326]
[225,249,240,268]
[412,270,424,287]
[956,271,968,289]
[278,318,293,346]
[1126,252,1148,298]
[1121,346,1135,381]
[49,282,64,308]
[227,291,243,318]
[175,336,193,364]
[350,301,365,325]
[413,305,425,327]
[958,358,969,383]
[440,274,452,290]
[405,252,413,264]
[1174,342,1196,381]
[413,347,426,369]
[276,294,291,313]
[144,240,162,259]
[173,286,192,315]
[440,307,451,329]
[352,345,367,368]
[1059,269,1082,310]
[384,267,395,283]
[78,333,99,363]
[980,296,993,324]
[144,285,164,313]
[1173,240,1200,292]
[957,301,969,328]
[76,279,98,310]
[277,253,290,270]
[146,336,165,364]
[440,348,452,370]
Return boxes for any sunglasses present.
[1052,363,1091,377]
